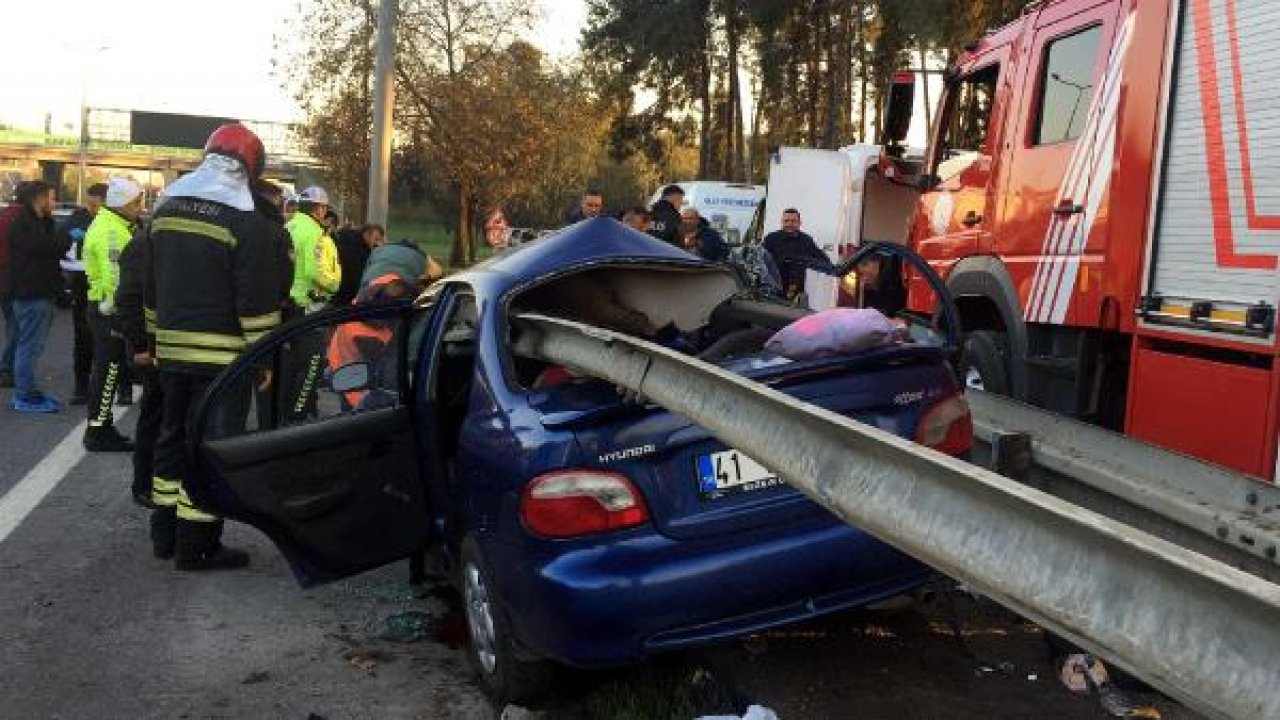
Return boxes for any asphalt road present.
[0,308,1199,719]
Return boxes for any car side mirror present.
[331,362,371,393]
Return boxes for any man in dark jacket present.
[762,208,833,300]
[647,184,684,247]
[7,181,71,412]
[116,218,160,507]
[678,207,729,262]
[59,183,107,404]
[0,181,31,389]
[332,223,384,307]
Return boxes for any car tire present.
[459,537,554,706]
[962,330,1011,395]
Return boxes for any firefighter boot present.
[150,507,177,560]
[174,520,250,571]
[83,424,136,453]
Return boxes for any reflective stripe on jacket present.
[147,197,285,373]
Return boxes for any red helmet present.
[204,122,265,178]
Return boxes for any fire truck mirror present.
[883,71,915,146]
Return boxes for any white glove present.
[98,298,116,315]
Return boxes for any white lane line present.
[0,393,139,544]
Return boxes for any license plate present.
[696,449,784,499]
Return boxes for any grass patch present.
[385,215,498,269]
[582,660,743,720]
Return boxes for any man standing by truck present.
[763,208,832,300]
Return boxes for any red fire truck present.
[894,0,1279,480]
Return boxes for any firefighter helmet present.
[204,123,265,179]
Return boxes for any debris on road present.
[1060,654,1162,719]
[240,670,271,685]
[378,610,436,643]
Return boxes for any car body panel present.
[191,216,964,665]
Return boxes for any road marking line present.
[0,392,140,544]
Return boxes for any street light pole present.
[366,0,397,226]
[77,45,111,206]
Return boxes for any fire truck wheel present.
[962,330,1010,395]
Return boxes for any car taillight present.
[916,394,973,455]
[520,471,650,539]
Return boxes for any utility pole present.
[367,0,397,226]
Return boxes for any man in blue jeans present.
[6,180,70,412]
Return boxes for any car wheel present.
[962,330,1011,395]
[460,537,553,706]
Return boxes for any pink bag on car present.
[765,308,895,360]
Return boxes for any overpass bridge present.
[0,109,322,201]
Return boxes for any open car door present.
[187,299,435,587]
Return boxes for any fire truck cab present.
[903,0,1280,479]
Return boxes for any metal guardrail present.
[512,313,1280,720]
[969,390,1280,585]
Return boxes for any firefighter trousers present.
[132,364,162,505]
[151,371,249,558]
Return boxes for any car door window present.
[935,64,1000,181]
[201,308,413,440]
[1034,25,1103,145]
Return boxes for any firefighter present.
[283,186,340,422]
[81,177,144,452]
[145,123,285,570]
[116,208,160,511]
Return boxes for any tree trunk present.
[699,24,713,178]
[856,0,868,143]
[451,178,474,266]
[726,0,743,181]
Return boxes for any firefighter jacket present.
[116,223,153,352]
[146,197,285,374]
[83,207,134,309]
[286,212,341,309]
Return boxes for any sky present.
[2,0,588,133]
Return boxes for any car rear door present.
[187,299,438,586]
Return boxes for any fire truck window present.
[1035,25,1102,144]
[936,64,1000,181]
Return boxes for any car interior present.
[507,264,814,389]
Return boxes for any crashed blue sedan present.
[189,218,971,704]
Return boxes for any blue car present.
[189,218,971,705]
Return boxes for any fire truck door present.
[1002,2,1121,327]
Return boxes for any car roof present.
[455,216,719,292]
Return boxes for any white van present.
[648,181,764,246]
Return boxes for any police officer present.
[283,186,340,421]
[648,184,685,247]
[82,177,144,452]
[145,123,285,570]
